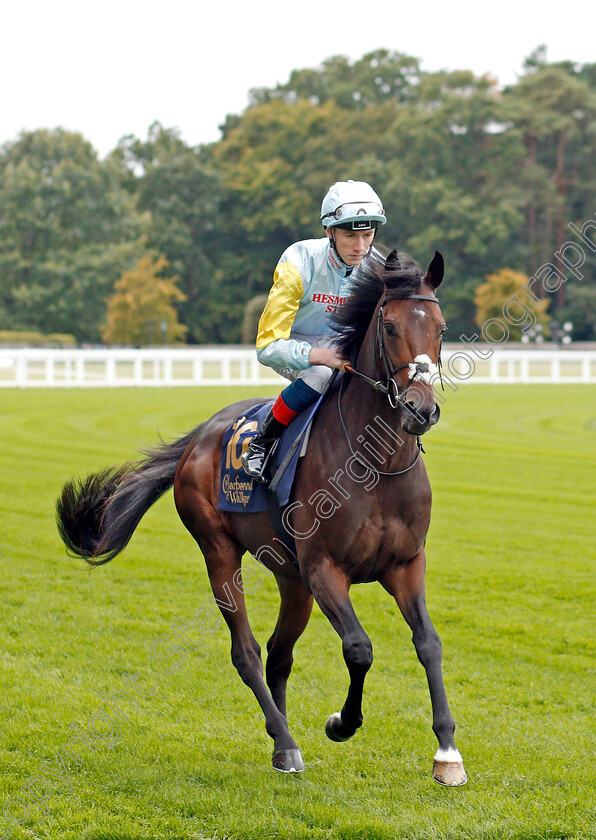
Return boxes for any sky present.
[2,0,594,159]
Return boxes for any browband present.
[382,292,440,304]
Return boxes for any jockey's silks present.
[256,238,379,372]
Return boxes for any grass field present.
[0,384,594,840]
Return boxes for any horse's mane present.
[331,250,425,362]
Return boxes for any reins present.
[337,374,424,477]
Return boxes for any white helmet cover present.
[321,180,387,229]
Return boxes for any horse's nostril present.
[404,401,420,418]
[403,401,440,427]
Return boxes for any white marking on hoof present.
[432,750,467,787]
[433,747,463,763]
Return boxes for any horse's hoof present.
[432,748,467,786]
[272,748,304,773]
[325,711,354,742]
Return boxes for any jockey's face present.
[327,227,375,266]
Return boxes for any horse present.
[56,248,467,787]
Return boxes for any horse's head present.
[375,250,446,436]
[331,249,447,436]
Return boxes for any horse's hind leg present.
[305,559,373,742]
[381,551,467,786]
[266,576,314,717]
[201,535,305,773]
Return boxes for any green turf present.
[0,384,594,840]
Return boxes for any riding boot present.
[241,409,286,483]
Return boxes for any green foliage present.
[0,129,147,341]
[241,294,268,344]
[1,50,595,344]
[474,268,550,340]
[559,284,596,341]
[249,49,424,110]
[0,330,76,346]
[502,61,596,288]
[102,254,187,345]
[109,123,223,343]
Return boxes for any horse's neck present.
[336,325,418,471]
[354,302,382,382]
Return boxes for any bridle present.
[345,291,444,409]
[337,289,444,477]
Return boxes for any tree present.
[102,255,187,345]
[559,285,596,342]
[211,98,399,340]
[109,123,223,343]
[0,129,146,341]
[241,294,268,344]
[248,49,423,112]
[2,52,594,346]
[503,61,596,304]
[474,268,550,340]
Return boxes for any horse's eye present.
[440,325,448,336]
[384,322,397,337]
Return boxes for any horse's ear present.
[385,249,400,271]
[425,251,444,289]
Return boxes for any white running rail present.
[0,348,594,388]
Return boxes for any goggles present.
[322,200,385,223]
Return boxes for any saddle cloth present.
[217,400,317,514]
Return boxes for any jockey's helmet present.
[321,180,387,230]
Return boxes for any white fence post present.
[133,355,143,385]
[76,355,84,386]
[222,356,231,384]
[16,354,27,387]
[105,355,115,386]
[193,356,203,384]
[164,355,173,386]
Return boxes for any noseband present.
[345,291,444,409]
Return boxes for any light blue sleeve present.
[257,338,312,371]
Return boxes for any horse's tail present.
[56,427,200,566]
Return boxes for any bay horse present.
[56,249,467,786]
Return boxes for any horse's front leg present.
[381,551,467,786]
[306,559,373,741]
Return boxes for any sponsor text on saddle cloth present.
[217,401,318,513]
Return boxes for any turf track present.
[0,384,594,840]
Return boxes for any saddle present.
[217,400,316,514]
[217,395,328,566]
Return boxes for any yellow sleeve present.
[255,261,304,350]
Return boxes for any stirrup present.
[241,408,285,483]
[241,440,276,483]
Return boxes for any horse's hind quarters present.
[272,747,305,773]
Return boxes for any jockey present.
[241,179,387,482]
